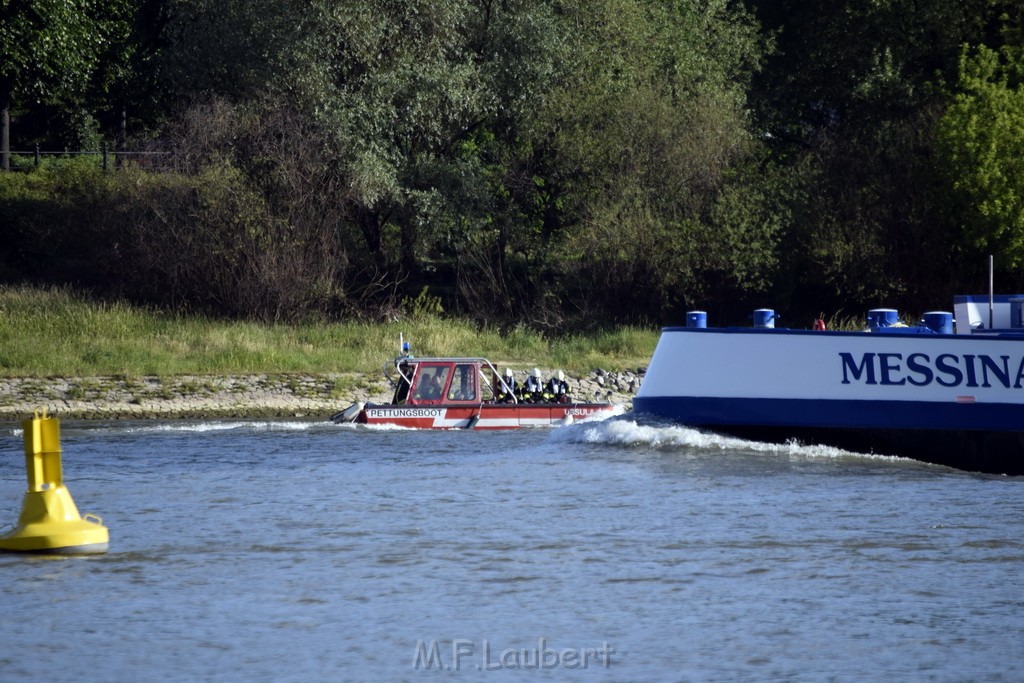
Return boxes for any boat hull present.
[634,327,1024,474]
[347,402,616,430]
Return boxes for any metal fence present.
[2,143,176,172]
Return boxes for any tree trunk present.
[354,203,387,270]
[117,102,126,168]
[2,101,9,171]
[119,103,126,146]
[401,222,418,280]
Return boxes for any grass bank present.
[0,286,658,377]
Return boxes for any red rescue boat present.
[330,352,617,430]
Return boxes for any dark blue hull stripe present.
[633,396,1024,432]
[633,396,1024,474]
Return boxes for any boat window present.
[447,364,477,402]
[480,369,496,402]
[412,365,450,402]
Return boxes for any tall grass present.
[0,286,659,377]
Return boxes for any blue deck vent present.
[867,308,900,331]
[753,308,776,328]
[922,311,953,335]
[686,311,707,328]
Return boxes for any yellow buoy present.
[0,410,108,554]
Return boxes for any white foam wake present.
[552,416,916,464]
[330,421,415,432]
[60,420,319,436]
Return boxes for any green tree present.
[937,44,1024,267]
[163,0,487,283]
[161,0,298,101]
[88,0,164,146]
[315,0,485,278]
[745,0,1015,314]
[531,0,771,322]
[0,0,127,168]
[158,0,775,324]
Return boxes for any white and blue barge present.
[634,298,1024,475]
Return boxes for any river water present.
[0,415,1022,682]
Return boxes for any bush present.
[0,104,353,323]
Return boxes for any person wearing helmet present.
[524,367,544,402]
[498,367,518,402]
[546,369,570,403]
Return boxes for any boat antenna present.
[989,255,994,330]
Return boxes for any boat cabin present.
[392,358,508,406]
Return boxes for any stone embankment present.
[0,369,642,421]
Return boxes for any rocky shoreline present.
[0,369,641,422]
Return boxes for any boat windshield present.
[446,364,477,402]
[412,365,450,402]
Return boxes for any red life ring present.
[812,319,826,331]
